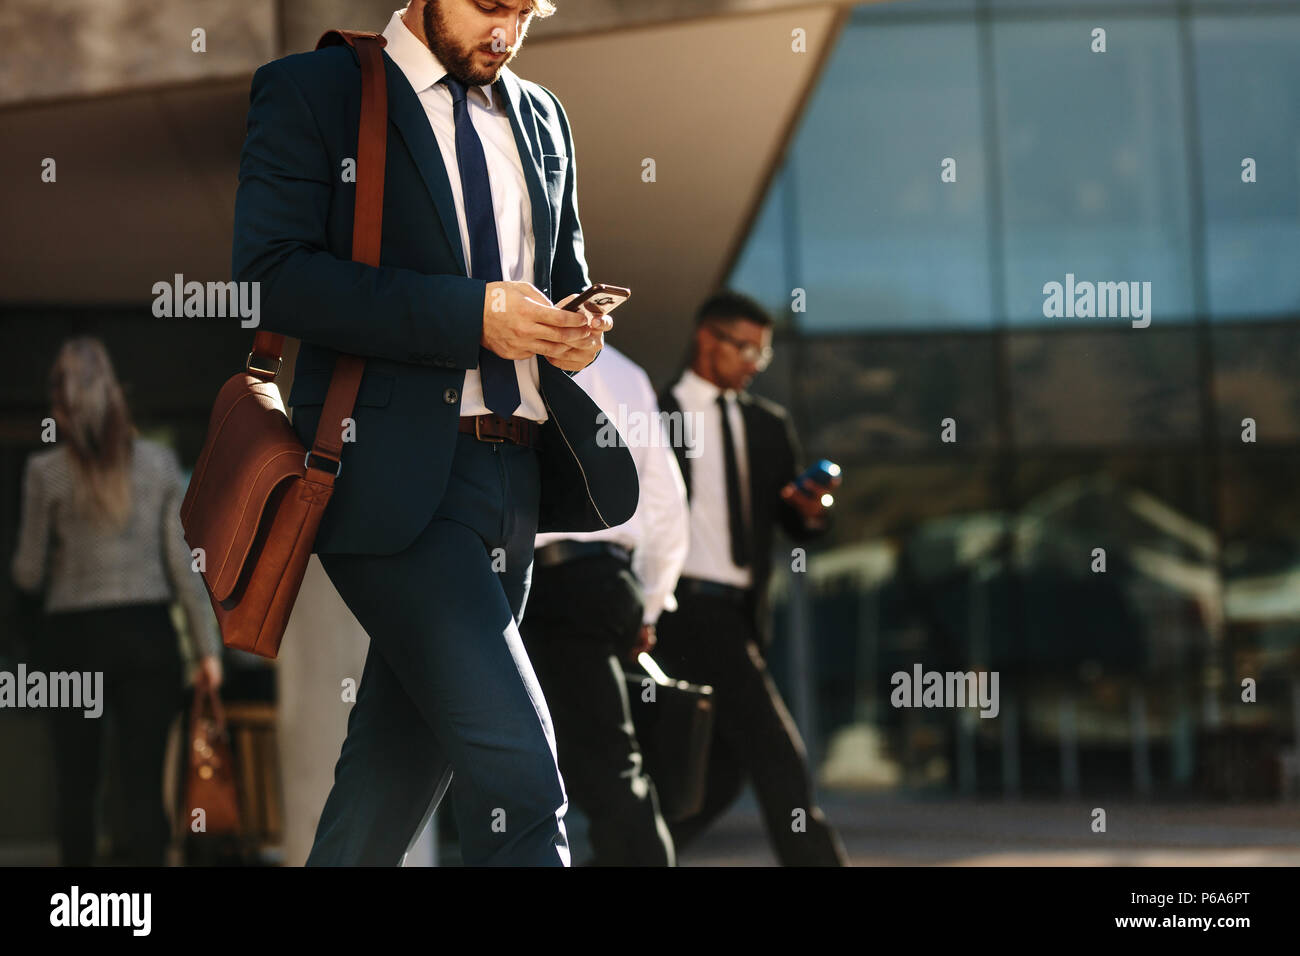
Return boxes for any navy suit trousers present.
[306,431,569,866]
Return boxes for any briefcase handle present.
[636,653,713,696]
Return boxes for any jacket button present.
[443,387,459,404]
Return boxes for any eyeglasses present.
[707,325,773,370]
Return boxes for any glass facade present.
[733,0,1300,798]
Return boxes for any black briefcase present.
[624,655,714,822]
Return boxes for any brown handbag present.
[180,30,387,659]
[182,684,242,836]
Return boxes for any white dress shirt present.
[535,345,690,624]
[672,367,754,589]
[381,10,546,422]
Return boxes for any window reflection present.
[732,1,1300,801]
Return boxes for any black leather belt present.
[458,412,540,448]
[676,576,751,605]
[534,540,633,570]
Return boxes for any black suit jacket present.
[658,376,830,646]
[231,42,637,556]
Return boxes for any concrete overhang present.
[1,1,867,382]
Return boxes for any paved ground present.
[4,794,1297,866]
[675,792,1300,866]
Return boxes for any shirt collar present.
[679,367,737,404]
[382,9,496,109]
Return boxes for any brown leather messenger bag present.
[180,30,387,659]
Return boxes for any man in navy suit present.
[232,0,638,865]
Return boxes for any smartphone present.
[562,283,631,316]
[796,459,842,495]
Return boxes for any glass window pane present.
[728,167,793,314]
[994,18,1196,325]
[991,0,1178,9]
[1194,14,1300,319]
[730,13,994,331]
[797,333,1001,461]
[1213,325,1300,442]
[1008,328,1201,447]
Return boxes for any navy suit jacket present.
[232,42,637,556]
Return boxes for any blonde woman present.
[10,337,223,866]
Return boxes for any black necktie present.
[441,75,521,419]
[717,393,750,568]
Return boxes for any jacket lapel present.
[495,68,553,296]
[381,56,554,298]
[382,52,467,274]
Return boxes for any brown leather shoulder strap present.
[317,29,385,48]
[248,31,388,476]
[322,30,388,267]
[309,31,387,471]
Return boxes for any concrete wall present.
[1,5,845,384]
[2,0,847,106]
[1,0,276,106]
[513,6,843,382]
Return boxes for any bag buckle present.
[245,351,282,378]
[304,450,342,477]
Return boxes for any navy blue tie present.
[442,75,521,419]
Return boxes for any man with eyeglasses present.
[655,290,847,865]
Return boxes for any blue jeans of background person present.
[307,431,569,866]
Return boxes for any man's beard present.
[423,1,519,87]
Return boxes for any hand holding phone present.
[796,459,842,498]
[481,280,612,363]
[781,459,841,526]
[534,283,630,372]
[560,283,631,328]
